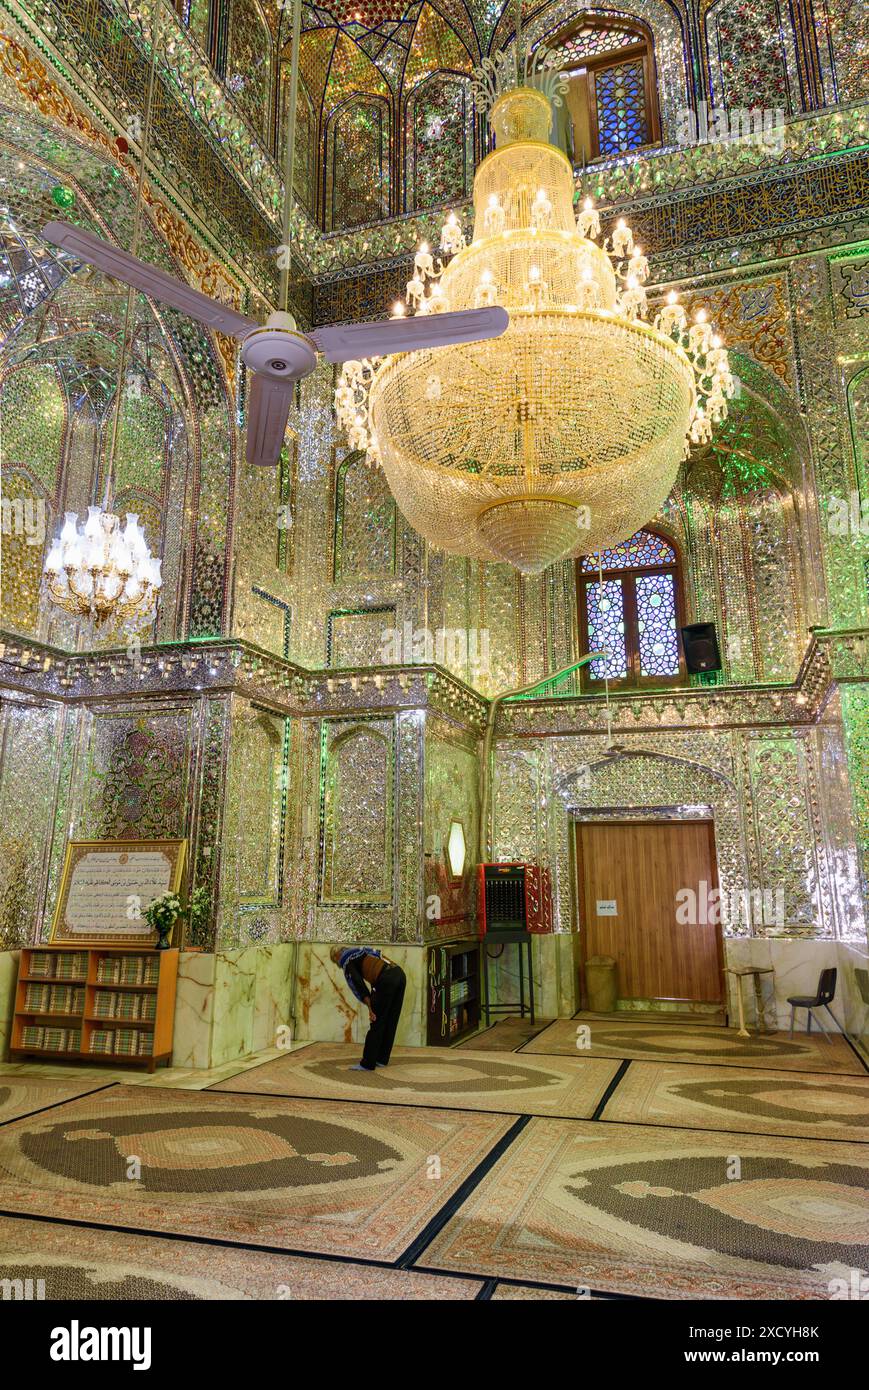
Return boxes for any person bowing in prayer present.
[329,944,407,1072]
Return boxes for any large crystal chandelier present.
[336,49,734,575]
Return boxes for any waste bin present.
[586,955,618,1013]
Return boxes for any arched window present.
[577,529,684,690]
[325,95,391,231]
[544,17,660,161]
[404,72,473,211]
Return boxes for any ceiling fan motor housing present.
[241,314,318,382]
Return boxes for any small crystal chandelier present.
[335,15,734,575]
[44,505,161,629]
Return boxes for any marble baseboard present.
[612,999,723,1016]
[293,943,427,1048]
[172,943,295,1069]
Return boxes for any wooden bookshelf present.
[426,939,481,1045]
[10,947,179,1073]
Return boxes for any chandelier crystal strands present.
[335,54,735,575]
[42,11,163,632]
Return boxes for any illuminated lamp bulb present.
[45,541,63,574]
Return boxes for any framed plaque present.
[50,839,188,946]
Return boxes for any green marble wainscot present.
[294,943,428,1049]
[0,951,20,1060]
[172,943,296,1068]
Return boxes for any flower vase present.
[154,920,173,951]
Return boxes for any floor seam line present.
[394,1114,531,1270]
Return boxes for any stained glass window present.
[553,24,643,65]
[578,529,683,688]
[594,59,650,156]
[542,17,658,162]
[585,579,628,680]
[636,573,679,676]
[580,530,676,572]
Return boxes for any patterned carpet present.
[602,1062,869,1140]
[490,1283,577,1299]
[422,1117,869,1299]
[210,1044,620,1118]
[457,1018,554,1051]
[1,1014,865,1301]
[0,1215,482,1299]
[0,1075,109,1125]
[522,1020,866,1074]
[0,1084,515,1261]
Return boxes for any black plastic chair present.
[787,967,837,1041]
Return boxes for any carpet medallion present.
[603,1062,869,1140]
[523,1021,865,1074]
[0,1216,481,1300]
[210,1044,619,1118]
[0,1085,515,1260]
[422,1118,869,1298]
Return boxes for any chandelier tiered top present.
[337,83,734,574]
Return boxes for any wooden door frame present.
[572,812,726,1011]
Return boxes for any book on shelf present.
[96,958,121,985]
[54,952,88,981]
[89,1029,114,1055]
[28,954,53,978]
[40,1026,81,1052]
[93,991,117,1019]
[24,983,50,1011]
[23,983,84,1014]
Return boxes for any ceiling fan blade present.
[246,371,294,467]
[310,306,509,363]
[41,222,260,340]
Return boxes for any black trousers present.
[361,963,406,1069]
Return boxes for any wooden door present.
[576,820,723,1004]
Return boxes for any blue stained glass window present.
[594,59,650,156]
[636,572,679,676]
[580,529,682,687]
[580,529,676,572]
[585,579,628,679]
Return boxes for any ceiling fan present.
[41,219,508,467]
[40,0,506,469]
